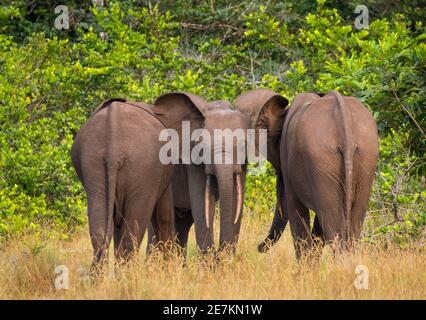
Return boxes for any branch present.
[181,22,241,31]
[391,87,426,140]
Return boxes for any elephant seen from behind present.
[235,89,379,258]
[72,93,206,266]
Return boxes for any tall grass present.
[0,213,424,300]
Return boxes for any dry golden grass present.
[0,215,425,300]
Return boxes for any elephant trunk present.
[215,164,235,248]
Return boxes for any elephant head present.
[199,90,292,250]
[202,102,250,249]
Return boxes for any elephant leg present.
[114,193,156,262]
[258,205,288,252]
[145,223,157,256]
[258,174,289,252]
[187,165,214,253]
[114,221,143,262]
[85,187,112,268]
[313,191,347,256]
[174,208,194,256]
[151,184,175,253]
[311,214,325,254]
[346,158,377,246]
[285,184,311,260]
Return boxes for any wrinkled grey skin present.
[148,99,250,255]
[235,89,379,258]
[71,93,205,266]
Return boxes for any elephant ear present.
[234,89,288,171]
[234,88,278,128]
[153,92,207,131]
[256,95,289,141]
[234,88,289,140]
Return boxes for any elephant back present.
[91,98,169,128]
[92,97,127,114]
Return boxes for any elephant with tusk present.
[148,94,250,255]
[72,94,208,267]
[234,89,379,258]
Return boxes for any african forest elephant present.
[235,89,379,258]
[148,98,250,255]
[72,93,206,265]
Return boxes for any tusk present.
[234,174,243,224]
[205,175,211,229]
[277,203,283,218]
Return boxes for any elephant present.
[234,89,379,258]
[148,98,251,255]
[72,93,208,265]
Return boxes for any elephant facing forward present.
[148,97,250,255]
[235,89,379,258]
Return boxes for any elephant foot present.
[257,241,269,253]
[257,237,275,253]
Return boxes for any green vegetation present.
[0,0,424,244]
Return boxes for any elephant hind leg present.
[148,207,192,259]
[285,185,312,260]
[314,200,347,255]
[86,187,112,268]
[348,159,377,243]
[151,184,175,253]
[114,192,157,262]
[114,220,140,262]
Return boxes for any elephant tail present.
[102,102,121,260]
[333,91,355,242]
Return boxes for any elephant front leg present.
[258,174,289,252]
[174,208,194,257]
[258,205,289,252]
[187,165,214,254]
